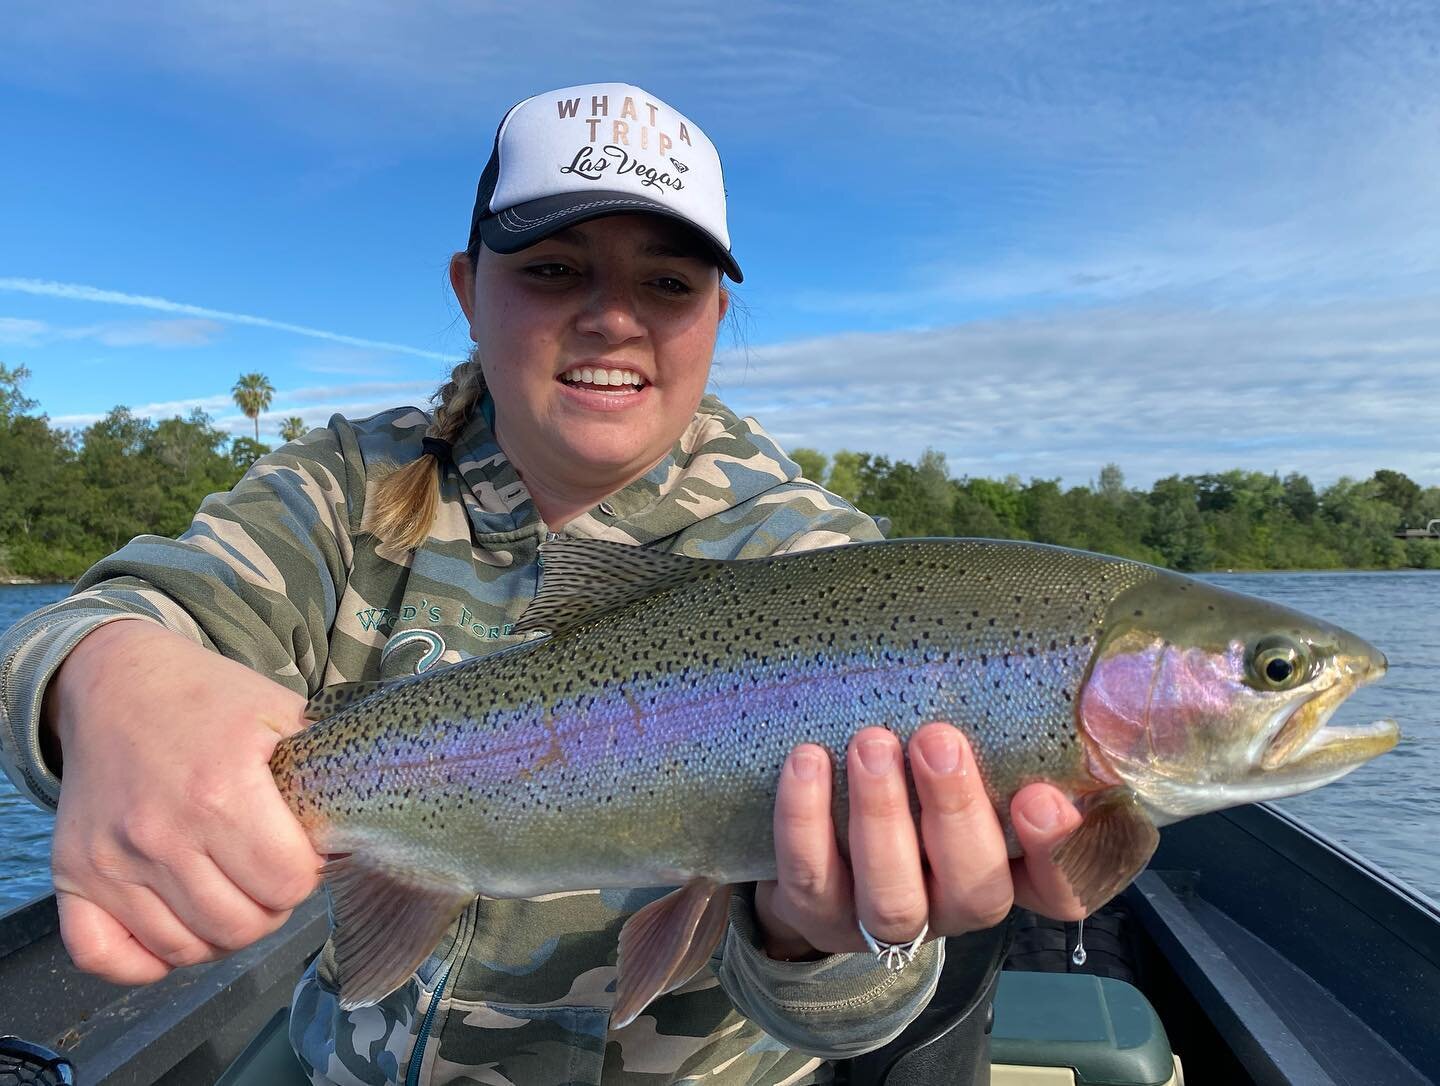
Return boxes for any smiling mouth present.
[558,366,649,393]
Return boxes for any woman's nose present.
[575,279,643,343]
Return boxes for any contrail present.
[0,278,451,361]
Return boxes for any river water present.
[0,582,71,911]
[1,572,1437,914]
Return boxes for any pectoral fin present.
[322,853,475,1009]
[613,878,733,1029]
[1050,790,1159,911]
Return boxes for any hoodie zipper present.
[404,956,457,1086]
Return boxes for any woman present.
[0,83,1086,1084]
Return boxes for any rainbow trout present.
[270,538,1398,1026]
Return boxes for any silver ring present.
[857,916,929,971]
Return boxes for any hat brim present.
[478,190,743,283]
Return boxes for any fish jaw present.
[1139,713,1400,826]
[1257,648,1384,764]
[1258,716,1400,791]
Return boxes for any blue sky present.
[3,1,1439,488]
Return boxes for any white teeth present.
[560,367,645,387]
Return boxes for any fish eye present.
[1250,636,1308,689]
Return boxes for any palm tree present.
[279,416,307,443]
[232,373,275,442]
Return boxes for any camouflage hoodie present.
[0,393,950,1085]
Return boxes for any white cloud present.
[82,318,223,347]
[42,291,1440,489]
[0,314,224,348]
[7,3,1435,146]
[7,2,1433,160]
[712,293,1440,489]
[0,279,449,360]
[0,318,49,345]
[295,345,397,377]
[275,379,439,408]
[5,4,1438,316]
[0,3,825,136]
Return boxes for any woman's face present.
[452,214,728,493]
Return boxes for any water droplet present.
[1071,918,1087,966]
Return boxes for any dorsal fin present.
[512,539,714,636]
[304,680,390,722]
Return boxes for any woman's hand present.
[43,620,323,985]
[754,723,1087,961]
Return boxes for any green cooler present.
[991,972,1182,1086]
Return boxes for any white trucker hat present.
[467,82,743,282]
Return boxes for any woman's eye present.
[651,276,693,295]
[525,263,577,281]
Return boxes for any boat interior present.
[2,803,1436,1085]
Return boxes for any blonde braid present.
[364,352,486,550]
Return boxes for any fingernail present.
[857,737,896,775]
[790,750,821,781]
[1020,791,1062,833]
[918,728,961,775]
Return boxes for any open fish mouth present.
[1260,653,1399,778]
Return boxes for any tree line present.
[791,448,1440,573]
[1,365,1436,580]
[0,365,306,580]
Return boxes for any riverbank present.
[1210,564,1440,575]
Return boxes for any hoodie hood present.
[452,393,806,545]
